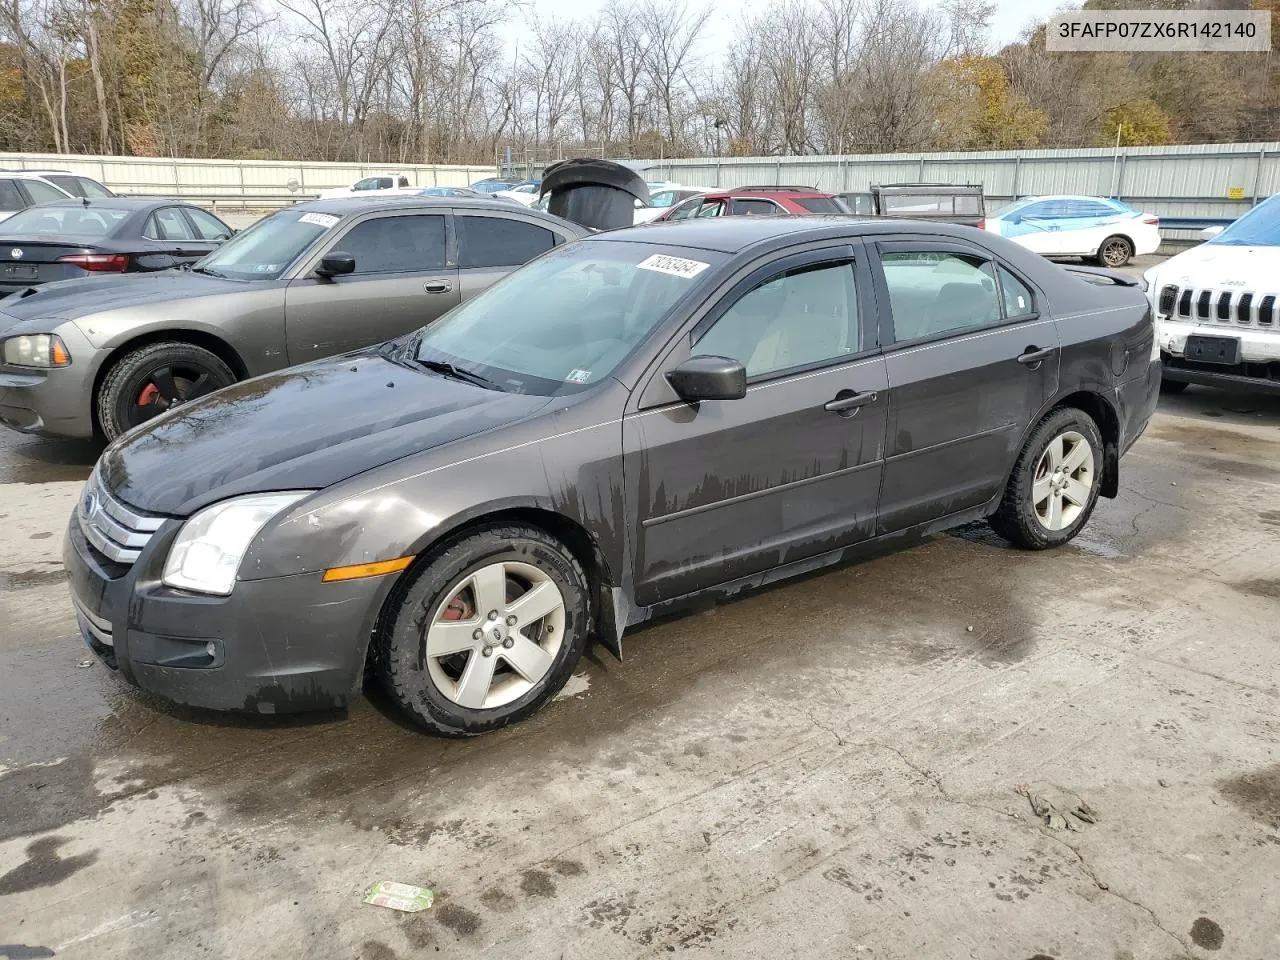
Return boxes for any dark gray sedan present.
[0,196,586,439]
[64,216,1160,735]
[0,198,234,297]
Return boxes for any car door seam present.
[641,460,882,528]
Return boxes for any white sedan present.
[494,183,541,206]
[984,195,1161,267]
[634,184,704,224]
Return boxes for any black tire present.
[989,408,1104,550]
[1096,234,1133,268]
[1160,378,1188,395]
[376,524,591,736]
[96,341,236,440]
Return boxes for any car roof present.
[701,187,835,199]
[31,197,200,210]
[294,194,588,233]
[1006,195,1125,205]
[593,214,998,253]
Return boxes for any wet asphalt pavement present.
[3,264,1280,957]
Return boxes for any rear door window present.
[667,197,705,220]
[458,216,556,268]
[879,250,1002,342]
[730,198,781,217]
[19,179,66,204]
[334,214,447,274]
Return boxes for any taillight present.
[976,218,986,230]
[1142,216,1159,225]
[57,253,128,272]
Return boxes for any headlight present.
[3,333,71,367]
[163,492,313,596]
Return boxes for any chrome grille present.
[1160,284,1280,330]
[72,593,113,647]
[77,469,163,564]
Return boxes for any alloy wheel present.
[424,560,566,710]
[1032,430,1095,531]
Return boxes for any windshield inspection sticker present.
[565,368,592,384]
[299,212,340,229]
[637,253,710,279]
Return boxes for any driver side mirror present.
[666,355,747,402]
[316,252,355,277]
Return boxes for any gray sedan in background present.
[0,196,586,439]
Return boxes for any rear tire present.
[96,341,236,441]
[1096,235,1133,268]
[990,408,1104,550]
[376,524,590,736]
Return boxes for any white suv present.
[1144,195,1280,395]
[0,172,74,223]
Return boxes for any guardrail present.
[117,191,319,211]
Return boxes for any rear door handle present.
[1017,346,1056,366]
[824,390,877,415]
[423,278,453,294]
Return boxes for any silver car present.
[0,196,586,439]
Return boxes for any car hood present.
[1148,244,1280,290]
[99,348,552,516]
[0,270,243,321]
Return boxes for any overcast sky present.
[508,0,1065,51]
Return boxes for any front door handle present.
[423,278,453,294]
[824,390,877,415]
[1017,346,1056,366]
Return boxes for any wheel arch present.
[1097,232,1135,264]
[1048,389,1121,498]
[367,503,623,672]
[90,328,249,435]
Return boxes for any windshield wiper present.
[190,265,228,279]
[415,358,503,391]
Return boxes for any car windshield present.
[1209,194,1280,246]
[414,240,725,396]
[0,204,130,238]
[195,209,337,280]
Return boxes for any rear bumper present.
[63,512,385,714]
[1117,358,1161,455]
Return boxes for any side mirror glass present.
[666,355,747,402]
[316,252,355,277]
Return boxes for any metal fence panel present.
[646,142,1280,222]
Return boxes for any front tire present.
[376,524,590,736]
[990,408,1104,550]
[96,341,236,440]
[1096,235,1133,268]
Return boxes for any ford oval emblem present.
[10,248,22,259]
[81,490,97,519]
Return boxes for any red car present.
[654,186,846,221]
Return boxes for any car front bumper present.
[1157,319,1280,392]
[0,321,99,438]
[63,512,386,714]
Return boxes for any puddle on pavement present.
[0,524,1068,844]
[1217,765,1280,830]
